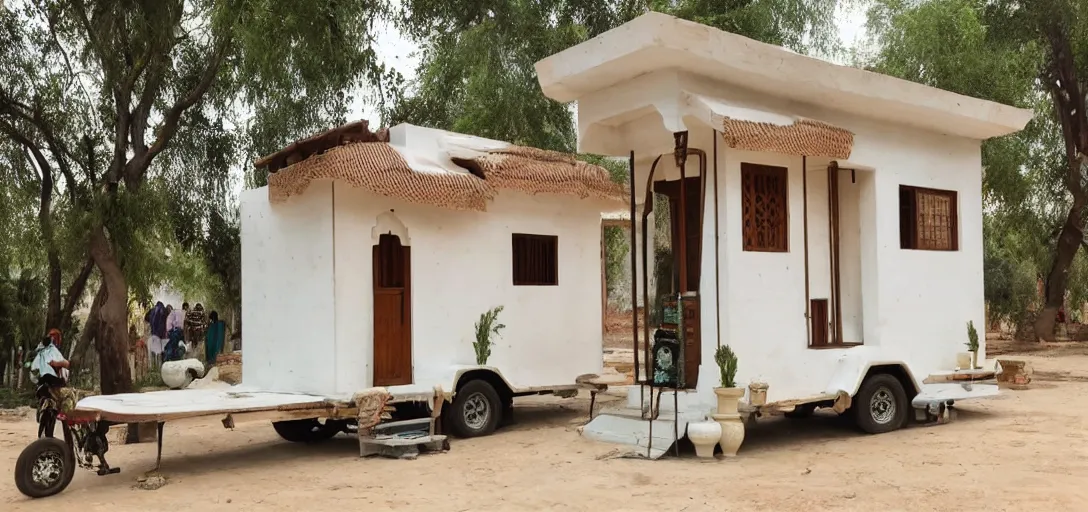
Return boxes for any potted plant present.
[474,306,505,365]
[966,320,980,370]
[711,345,745,457]
[712,345,742,414]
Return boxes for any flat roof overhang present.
[535,12,1033,141]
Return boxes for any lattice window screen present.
[915,190,955,251]
[742,164,789,252]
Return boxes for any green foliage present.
[1,0,404,388]
[865,0,1088,336]
[714,344,738,389]
[966,320,979,352]
[473,306,506,365]
[0,387,34,409]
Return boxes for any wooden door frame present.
[372,233,413,386]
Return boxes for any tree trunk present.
[88,226,133,394]
[70,284,105,377]
[59,259,95,336]
[1035,203,1086,341]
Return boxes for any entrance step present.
[359,433,449,459]
[581,409,686,460]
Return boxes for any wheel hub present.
[869,387,896,424]
[462,392,490,430]
[31,450,63,487]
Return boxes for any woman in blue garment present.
[205,311,226,365]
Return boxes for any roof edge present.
[535,12,1033,140]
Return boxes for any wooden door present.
[373,233,412,386]
[654,177,703,293]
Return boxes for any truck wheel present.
[447,379,502,438]
[272,419,339,443]
[853,373,908,434]
[15,437,75,498]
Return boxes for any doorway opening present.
[373,233,413,386]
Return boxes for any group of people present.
[143,301,227,368]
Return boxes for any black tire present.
[447,379,503,438]
[784,403,816,419]
[14,437,75,499]
[853,373,909,434]
[272,419,339,443]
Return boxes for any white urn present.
[711,413,746,457]
[686,420,722,459]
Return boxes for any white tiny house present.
[241,122,624,436]
[534,12,1034,456]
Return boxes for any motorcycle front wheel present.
[14,437,75,498]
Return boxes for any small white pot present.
[711,413,746,457]
[686,421,722,459]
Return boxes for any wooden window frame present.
[899,185,959,251]
[512,233,559,286]
[741,163,790,253]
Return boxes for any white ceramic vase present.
[686,420,722,459]
[711,413,745,457]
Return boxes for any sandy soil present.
[4,345,1088,511]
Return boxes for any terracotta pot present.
[686,420,722,459]
[711,413,745,457]
[714,387,744,415]
[956,352,972,370]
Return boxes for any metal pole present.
[628,151,640,386]
[802,155,811,347]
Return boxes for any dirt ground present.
[4,343,1088,511]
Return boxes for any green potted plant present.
[474,306,505,365]
[713,345,741,412]
[711,345,745,457]
[966,320,980,370]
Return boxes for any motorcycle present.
[13,380,120,498]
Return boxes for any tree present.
[0,0,400,393]
[865,0,1088,341]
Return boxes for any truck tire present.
[272,419,339,443]
[447,379,502,438]
[14,437,75,498]
[853,373,908,434]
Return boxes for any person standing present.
[164,304,186,362]
[205,311,227,366]
[147,302,168,368]
[186,303,207,352]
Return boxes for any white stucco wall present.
[332,184,606,394]
[606,72,988,407]
[240,182,337,394]
[702,106,985,404]
[240,179,608,396]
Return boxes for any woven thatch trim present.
[473,148,627,203]
[268,142,493,211]
[721,118,854,160]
